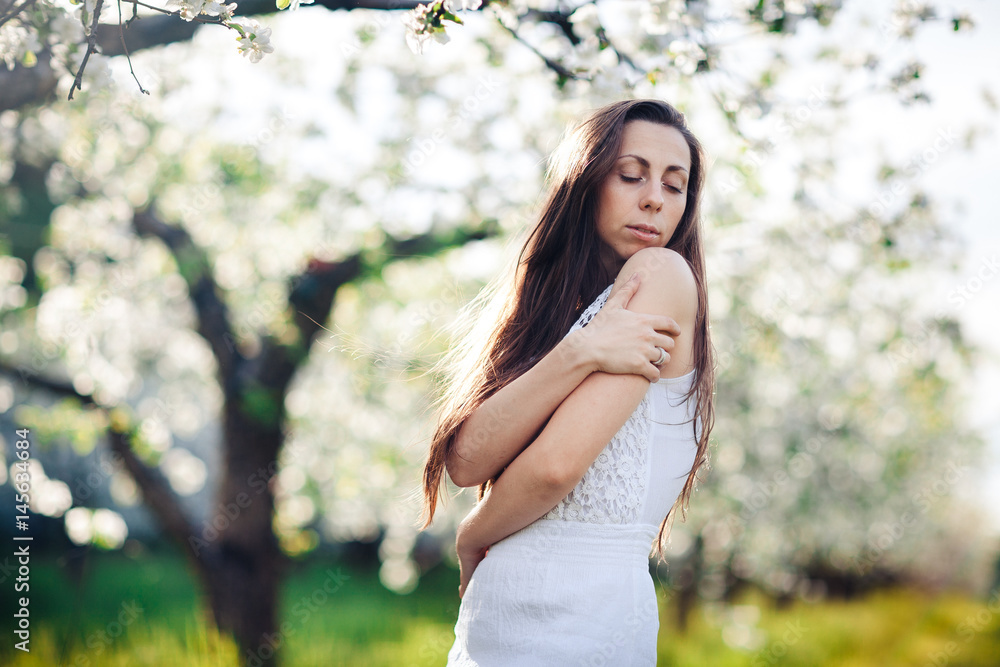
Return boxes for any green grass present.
[2,551,999,666]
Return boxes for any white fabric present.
[447,285,700,666]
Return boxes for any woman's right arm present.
[445,273,681,488]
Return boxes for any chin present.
[626,242,657,257]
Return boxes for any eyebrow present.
[618,153,689,174]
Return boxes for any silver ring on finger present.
[653,346,667,366]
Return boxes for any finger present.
[650,317,681,337]
[607,273,641,308]
[642,364,660,383]
[653,333,676,351]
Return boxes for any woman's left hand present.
[456,518,489,598]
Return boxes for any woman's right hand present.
[564,273,680,383]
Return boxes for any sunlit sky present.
[110,0,1000,528]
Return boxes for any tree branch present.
[256,218,500,397]
[499,20,580,84]
[106,425,204,566]
[69,0,107,101]
[94,0,425,56]
[287,218,499,358]
[0,0,427,111]
[0,360,203,568]
[0,0,584,111]
[132,208,244,387]
[0,0,38,28]
[523,8,580,46]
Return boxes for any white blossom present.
[402,3,456,55]
[204,0,238,19]
[167,0,207,21]
[487,2,519,30]
[232,18,274,63]
[0,23,41,70]
[88,53,114,89]
[568,3,601,36]
[642,0,686,35]
[403,4,434,55]
[48,13,85,47]
[667,38,704,76]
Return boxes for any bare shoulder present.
[620,247,695,286]
[613,248,698,323]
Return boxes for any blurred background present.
[1,0,999,665]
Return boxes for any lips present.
[626,225,659,241]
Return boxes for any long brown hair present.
[422,99,715,553]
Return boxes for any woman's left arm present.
[456,248,699,596]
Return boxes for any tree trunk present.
[203,546,283,667]
[200,401,286,666]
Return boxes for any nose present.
[640,182,663,213]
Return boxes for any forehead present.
[619,120,691,172]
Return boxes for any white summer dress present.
[447,285,700,667]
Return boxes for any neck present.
[597,243,625,277]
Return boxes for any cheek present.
[605,178,634,205]
[596,185,626,226]
[671,196,688,219]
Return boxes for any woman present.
[422,99,715,665]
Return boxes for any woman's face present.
[595,120,691,272]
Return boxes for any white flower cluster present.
[231,17,274,63]
[163,0,276,65]
[0,22,41,70]
[0,5,111,92]
[0,0,322,93]
[167,0,238,21]
[402,0,479,55]
[403,4,446,54]
[562,4,643,95]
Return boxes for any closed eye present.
[621,173,683,193]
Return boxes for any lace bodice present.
[541,285,697,527]
[568,285,612,331]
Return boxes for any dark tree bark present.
[202,398,285,664]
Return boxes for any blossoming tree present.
[0,0,990,664]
